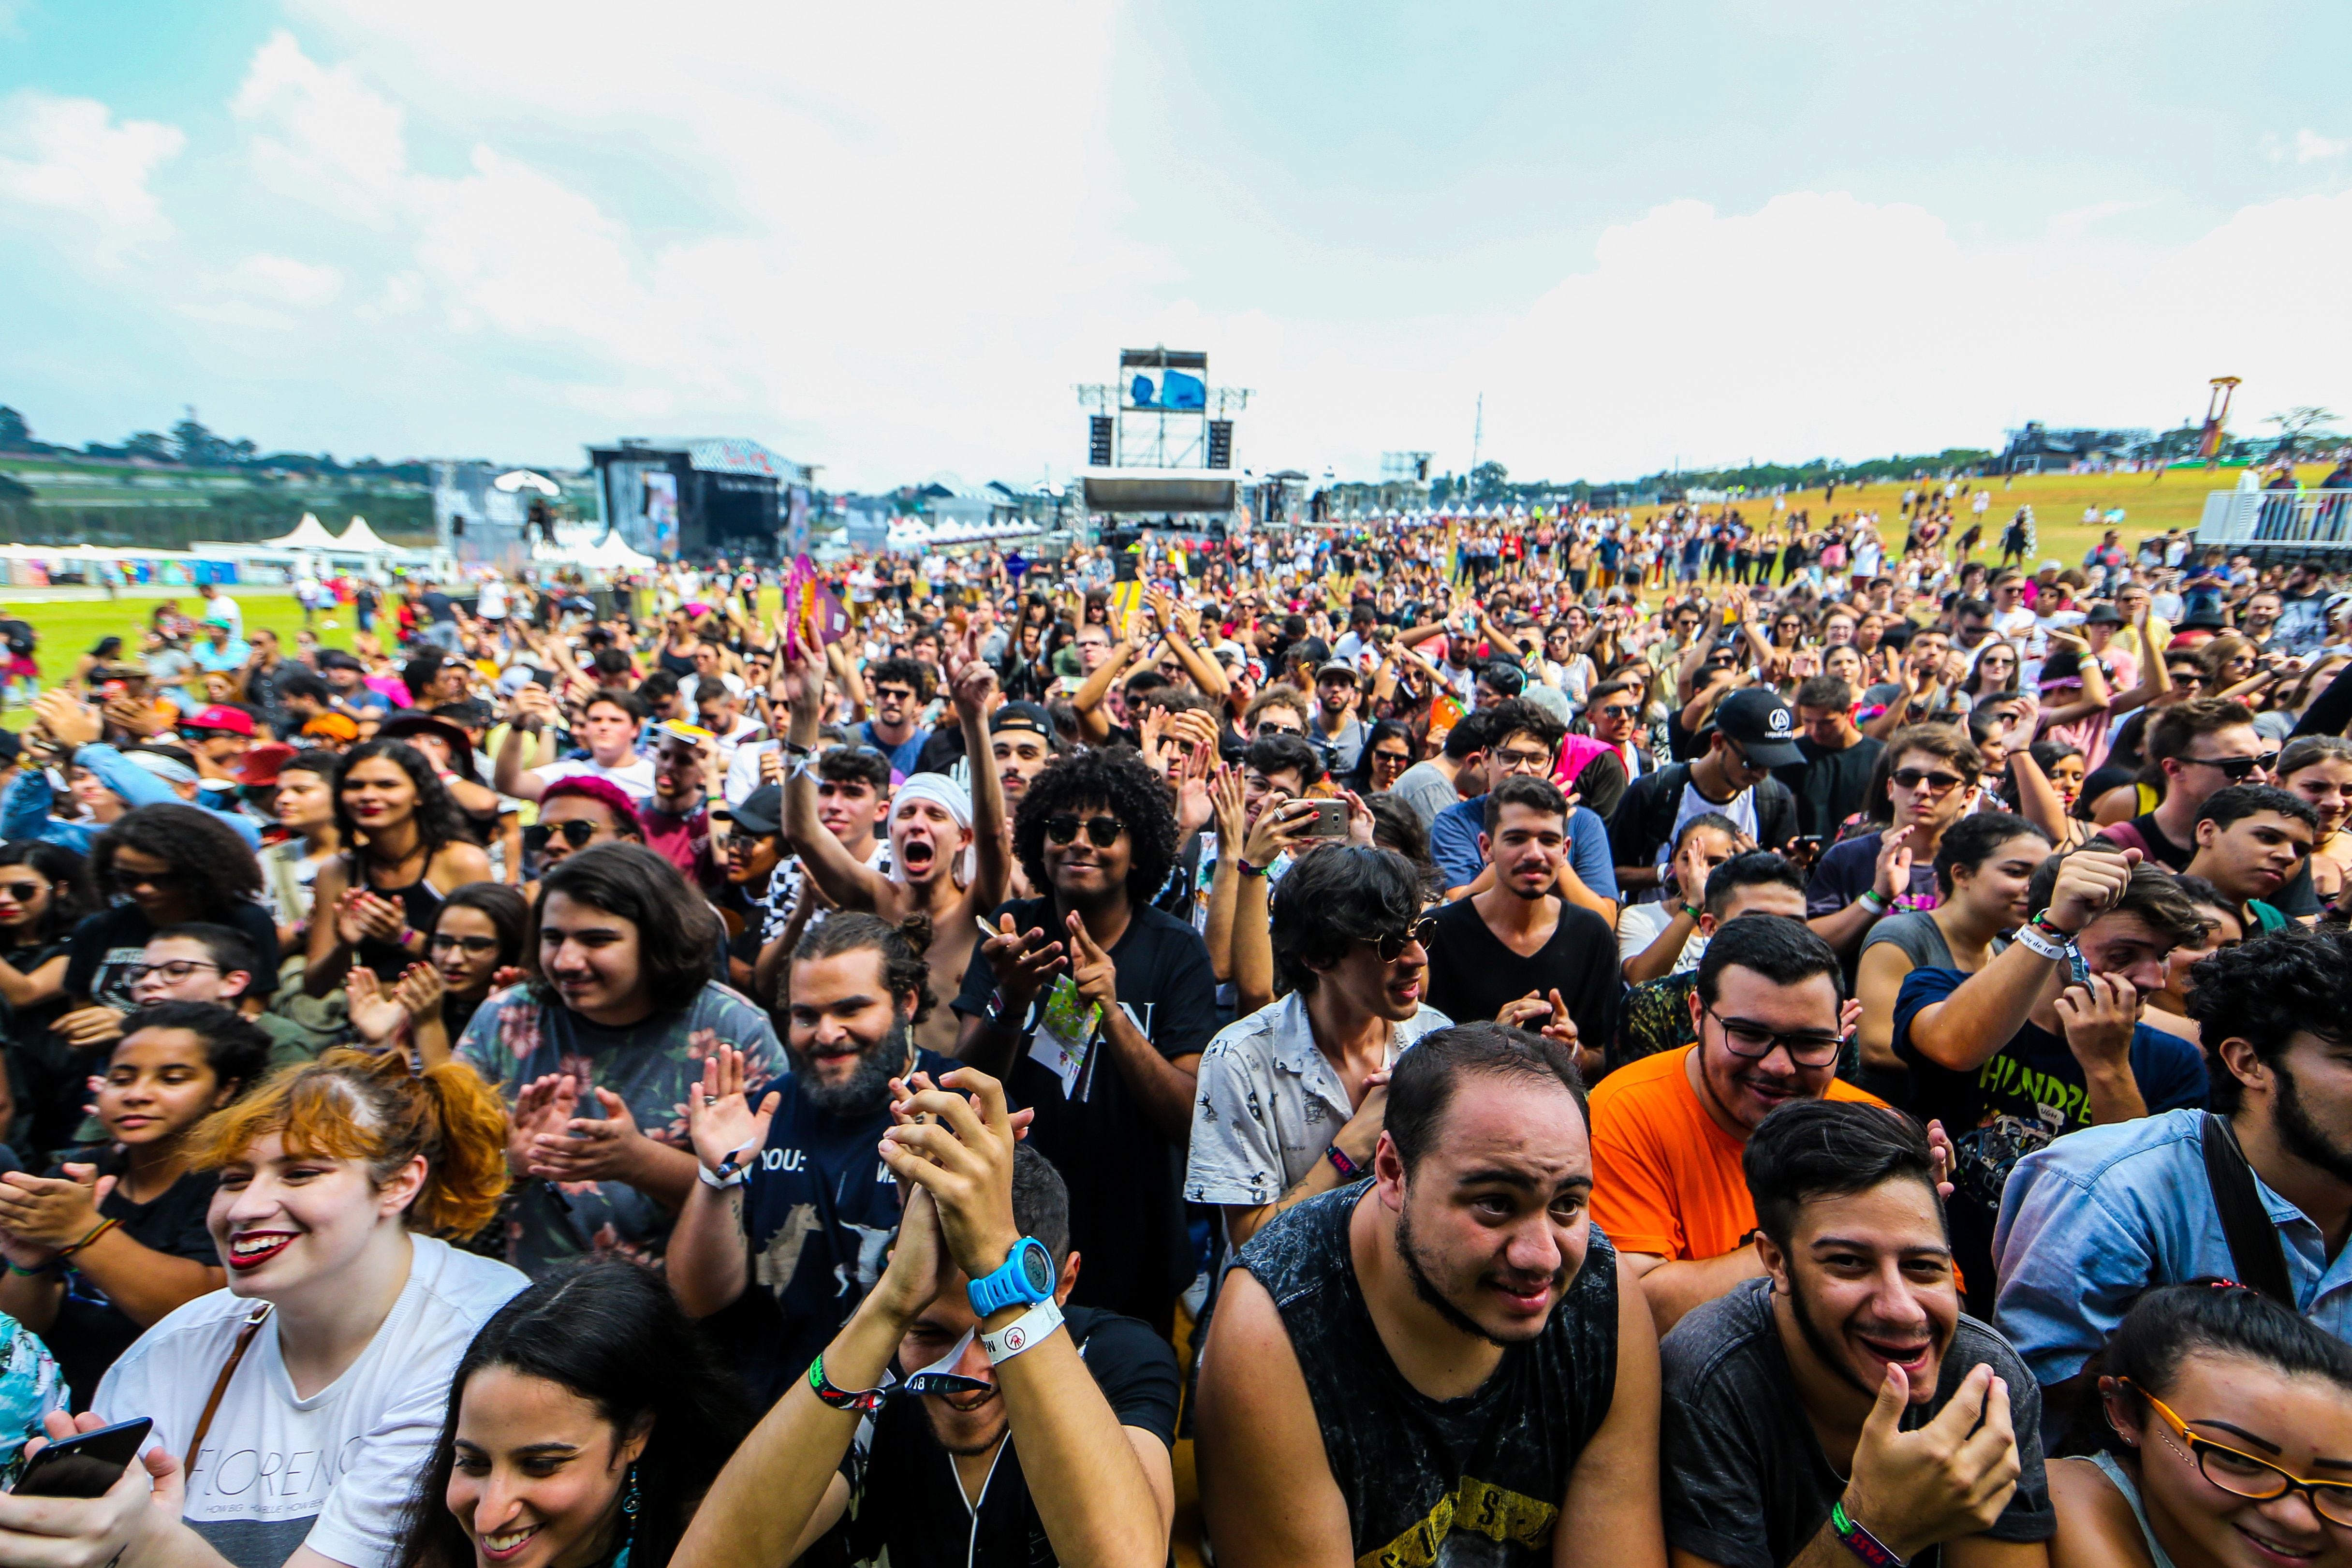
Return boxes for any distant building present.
[2000,422,2155,474]
[588,437,816,560]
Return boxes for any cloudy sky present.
[3,1,2350,489]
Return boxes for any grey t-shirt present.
[1389,760,1460,828]
[1862,909,1957,972]
[1660,1275,2054,1568]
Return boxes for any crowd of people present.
[0,485,2338,1568]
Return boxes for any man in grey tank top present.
[1194,1023,1664,1568]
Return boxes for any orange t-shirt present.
[1589,1045,1885,1262]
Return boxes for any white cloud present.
[2262,128,2350,164]
[0,90,184,263]
[223,253,344,307]
[2048,198,2144,232]
[231,29,409,225]
[1432,189,2352,481]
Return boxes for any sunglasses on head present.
[1045,814,1125,848]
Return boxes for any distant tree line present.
[0,403,433,484]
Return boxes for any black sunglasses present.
[1372,916,1440,963]
[2185,751,2278,782]
[1045,814,1125,849]
[1890,767,1969,794]
[524,820,599,855]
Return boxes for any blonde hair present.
[188,1049,510,1239]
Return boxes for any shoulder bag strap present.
[2200,1113,2297,1309]
[183,1301,274,1471]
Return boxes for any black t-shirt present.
[2109,810,2192,873]
[1239,1183,1621,1567]
[420,590,456,624]
[44,1150,220,1409]
[822,1305,1178,1568]
[64,902,279,1013]
[1423,897,1619,1052]
[1775,734,1884,839]
[1660,1276,2053,1568]
[1891,966,2208,1313]
[0,937,82,1155]
[716,1048,954,1409]
[953,897,1218,1324]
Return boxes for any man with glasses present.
[1584,677,1649,782]
[958,747,1217,1330]
[1895,846,2210,1314]
[1591,915,1882,1334]
[853,656,934,779]
[115,923,314,1069]
[1808,726,1982,962]
[1662,1099,2052,1568]
[2099,697,2277,873]
[1430,698,1619,919]
[1187,846,1452,1250]
[1993,927,2352,1439]
[528,776,645,890]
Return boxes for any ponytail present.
[188,1048,511,1240]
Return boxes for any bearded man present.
[666,912,956,1408]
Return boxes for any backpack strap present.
[184,1301,274,1471]
[2200,1113,2297,1309]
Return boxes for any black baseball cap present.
[991,701,1053,738]
[2082,602,2123,627]
[1712,687,1805,768]
[732,783,784,838]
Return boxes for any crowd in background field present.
[0,479,2334,1567]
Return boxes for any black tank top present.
[356,859,447,983]
[1238,1182,1620,1568]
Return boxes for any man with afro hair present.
[954,744,1219,1332]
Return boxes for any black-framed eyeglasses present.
[2123,1378,2352,1525]
[428,933,500,955]
[1891,767,1969,794]
[2184,752,2278,782]
[1702,1000,1845,1067]
[1045,814,1125,849]
[128,959,220,985]
[1371,917,1440,964]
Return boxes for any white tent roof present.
[493,469,560,496]
[577,530,657,570]
[335,516,399,553]
[262,513,339,549]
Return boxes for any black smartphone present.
[13,1417,152,1498]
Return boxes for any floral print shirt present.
[457,981,786,1275]
[0,1313,64,1487]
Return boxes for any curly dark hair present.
[791,912,936,1025]
[1011,746,1179,903]
[2187,925,2352,1114]
[90,805,261,920]
[867,655,936,703]
[332,740,474,860]
[530,842,723,1015]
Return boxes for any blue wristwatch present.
[967,1237,1057,1317]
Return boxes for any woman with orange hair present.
[0,1050,524,1568]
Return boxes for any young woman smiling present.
[387,1260,750,1568]
[2049,1282,2352,1568]
[307,740,494,995]
[1853,810,2053,1081]
[0,1001,270,1406]
[0,1048,524,1568]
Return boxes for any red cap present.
[232,742,298,787]
[184,704,256,737]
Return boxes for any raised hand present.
[343,967,408,1047]
[1208,762,1247,847]
[1064,911,1120,1012]
[2053,971,2139,1070]
[1839,1363,2022,1561]
[687,1045,780,1175]
[981,914,1066,1012]
[877,1068,1021,1284]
